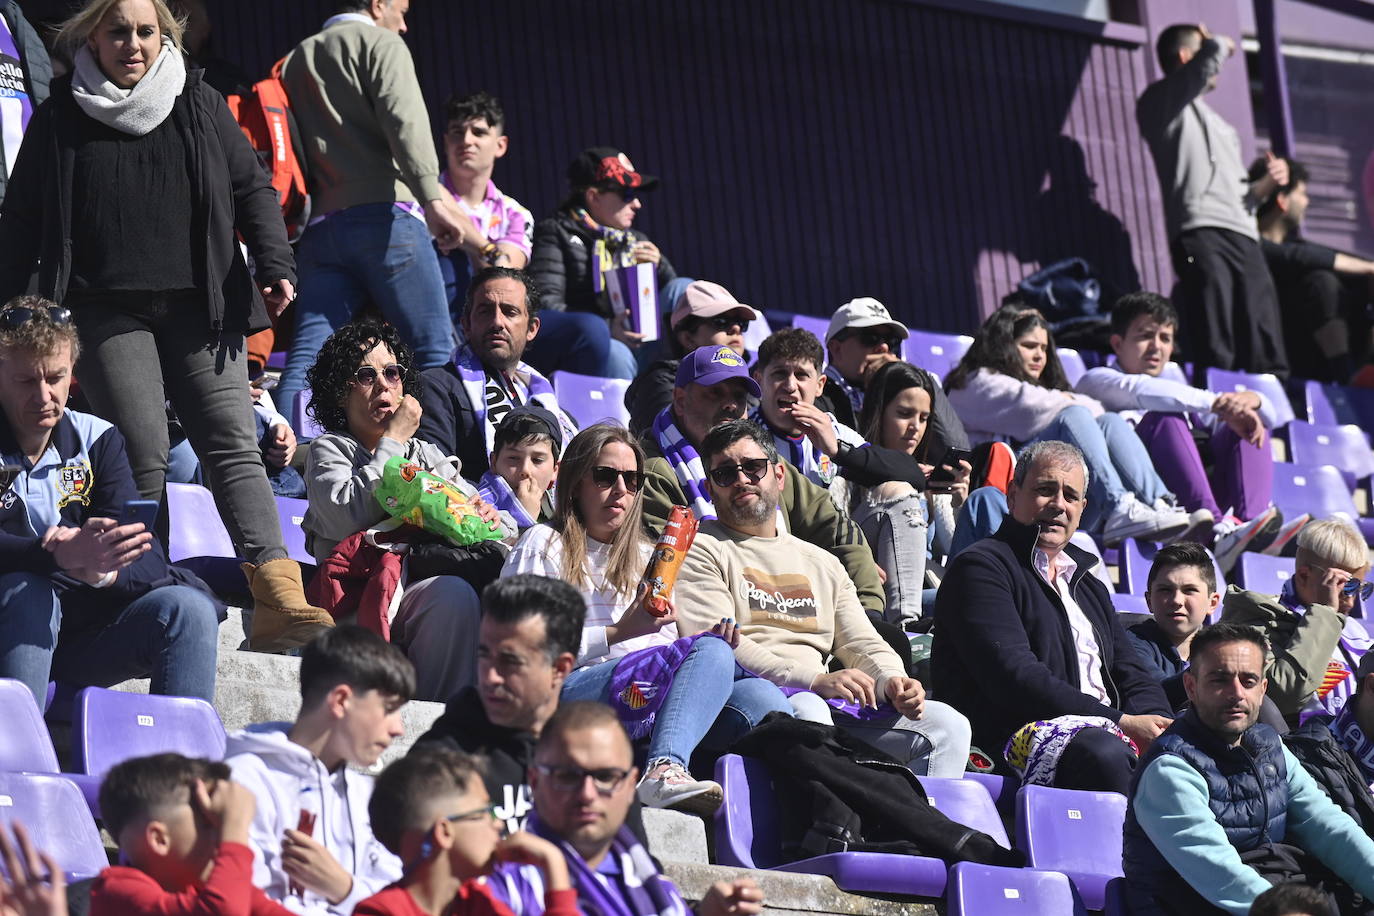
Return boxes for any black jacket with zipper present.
[0,69,292,335]
[528,210,676,319]
[933,515,1171,755]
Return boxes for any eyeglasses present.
[1307,564,1374,601]
[707,457,772,487]
[444,804,501,826]
[0,305,72,331]
[534,764,632,796]
[351,364,406,387]
[842,328,902,350]
[706,315,750,333]
[591,466,643,492]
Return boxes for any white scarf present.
[71,37,185,136]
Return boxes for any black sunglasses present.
[0,305,72,331]
[707,315,750,333]
[534,764,632,796]
[352,363,406,387]
[591,466,643,492]
[844,328,902,349]
[707,458,772,488]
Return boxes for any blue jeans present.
[277,204,456,423]
[0,574,219,707]
[561,636,791,767]
[1032,406,1171,532]
[521,310,639,379]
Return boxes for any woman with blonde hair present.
[503,423,791,813]
[0,0,331,652]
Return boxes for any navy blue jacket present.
[1126,617,1190,711]
[932,516,1171,754]
[0,409,217,631]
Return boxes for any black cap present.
[494,404,564,455]
[567,147,660,193]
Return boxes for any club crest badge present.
[617,681,659,710]
[56,459,93,508]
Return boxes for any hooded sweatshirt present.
[224,723,401,916]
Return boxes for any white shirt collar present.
[1033,547,1077,586]
[323,12,375,28]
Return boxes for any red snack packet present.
[639,506,698,617]
[289,809,317,897]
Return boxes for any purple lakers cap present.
[675,345,762,397]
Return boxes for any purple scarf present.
[607,633,742,739]
[528,814,689,916]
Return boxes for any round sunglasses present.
[590,466,643,492]
[707,458,772,488]
[351,363,407,387]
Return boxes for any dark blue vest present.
[1121,711,1288,914]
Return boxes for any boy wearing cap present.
[822,298,971,457]
[625,279,760,435]
[527,148,677,379]
[479,406,562,530]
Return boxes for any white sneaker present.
[1212,508,1281,575]
[1262,512,1312,556]
[1152,498,1214,545]
[636,759,723,815]
[1102,494,1191,545]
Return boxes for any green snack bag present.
[374,457,502,546]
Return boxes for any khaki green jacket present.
[1219,584,1344,717]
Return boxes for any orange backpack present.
[227,58,311,243]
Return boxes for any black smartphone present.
[118,499,159,530]
[0,464,20,492]
[927,448,973,485]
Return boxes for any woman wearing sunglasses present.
[0,0,327,651]
[524,147,677,380]
[1221,517,1372,724]
[302,321,512,702]
[503,423,792,814]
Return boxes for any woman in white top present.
[503,423,792,813]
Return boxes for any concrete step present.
[664,863,937,915]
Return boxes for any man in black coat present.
[932,439,1173,793]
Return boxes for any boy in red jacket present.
[356,747,576,916]
[92,753,291,916]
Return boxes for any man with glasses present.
[1222,517,1373,724]
[0,297,219,709]
[417,267,577,486]
[488,701,763,916]
[642,345,888,620]
[673,419,972,777]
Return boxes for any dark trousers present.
[1053,726,1138,795]
[1172,227,1289,383]
[1277,267,1370,383]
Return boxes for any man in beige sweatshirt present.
[674,419,971,777]
[275,0,469,424]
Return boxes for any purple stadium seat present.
[1286,420,1374,487]
[1304,380,1374,431]
[1306,380,1339,427]
[968,771,1020,822]
[1205,368,1296,427]
[275,496,314,567]
[292,389,325,440]
[552,372,631,428]
[904,329,974,381]
[1237,553,1294,595]
[1270,462,1374,537]
[916,776,1010,848]
[947,862,1088,915]
[1058,348,1088,387]
[1116,538,1225,603]
[266,351,288,370]
[0,679,60,773]
[713,754,948,897]
[1111,592,1148,615]
[165,482,242,594]
[790,313,831,345]
[1015,784,1126,911]
[72,687,227,814]
[0,772,108,882]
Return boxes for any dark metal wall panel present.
[199,0,1170,333]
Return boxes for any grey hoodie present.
[224,722,401,915]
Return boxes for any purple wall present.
[58,0,1185,332]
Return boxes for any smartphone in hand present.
[118,499,159,531]
[927,448,972,485]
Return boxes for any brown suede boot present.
[242,558,334,653]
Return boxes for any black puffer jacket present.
[1284,715,1374,839]
[0,69,292,334]
[528,210,676,319]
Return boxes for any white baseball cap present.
[824,297,910,343]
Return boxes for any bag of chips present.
[374,457,502,547]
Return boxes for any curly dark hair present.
[305,320,415,435]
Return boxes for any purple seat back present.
[1205,368,1296,427]
[1016,784,1126,911]
[1058,348,1087,387]
[790,313,831,346]
[166,483,237,563]
[275,496,314,567]
[552,372,630,428]
[1306,380,1339,426]
[1271,463,1360,524]
[1237,553,1294,594]
[916,776,1010,847]
[948,862,1088,916]
[293,389,325,440]
[1286,420,1374,485]
[713,753,781,868]
[73,687,227,781]
[968,771,1020,821]
[0,772,108,881]
[1111,592,1148,615]
[904,329,974,382]
[0,679,59,773]
[1118,538,1224,605]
